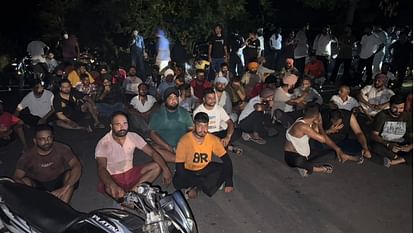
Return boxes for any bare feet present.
[185,187,198,199]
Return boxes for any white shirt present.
[17,90,54,118]
[272,87,294,113]
[294,30,308,59]
[269,33,282,50]
[130,95,157,113]
[193,104,230,133]
[360,85,395,116]
[313,34,335,57]
[330,95,360,111]
[359,34,382,59]
[239,95,261,123]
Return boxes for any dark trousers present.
[294,57,306,77]
[229,52,243,76]
[356,55,374,85]
[372,142,412,164]
[330,58,352,83]
[238,111,265,135]
[284,151,317,174]
[173,162,225,197]
[131,48,145,78]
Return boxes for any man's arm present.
[141,144,172,185]
[96,157,125,199]
[13,169,32,186]
[149,130,174,152]
[349,113,371,157]
[221,154,233,192]
[221,119,234,147]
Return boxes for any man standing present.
[95,111,172,199]
[130,30,146,78]
[173,112,234,199]
[13,124,81,203]
[59,31,80,65]
[371,95,413,167]
[208,24,229,76]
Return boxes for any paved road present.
[0,90,412,233]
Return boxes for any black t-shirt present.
[322,109,352,143]
[372,110,413,143]
[209,35,227,58]
[243,39,260,62]
[53,90,85,118]
[96,85,124,105]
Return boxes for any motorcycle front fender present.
[160,191,198,233]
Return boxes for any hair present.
[59,79,71,86]
[179,83,190,91]
[203,88,215,97]
[220,62,229,68]
[194,112,209,124]
[389,95,405,106]
[138,82,148,89]
[80,73,89,80]
[110,111,129,124]
[302,76,313,84]
[35,124,54,135]
[303,103,320,118]
[196,69,205,74]
[329,109,344,122]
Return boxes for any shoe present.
[241,132,251,141]
[357,156,364,165]
[228,145,243,156]
[250,137,266,145]
[321,163,334,174]
[384,157,391,168]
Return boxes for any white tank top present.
[286,118,310,157]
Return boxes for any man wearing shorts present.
[95,111,172,200]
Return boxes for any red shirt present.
[304,60,325,78]
[0,112,20,129]
[190,79,212,100]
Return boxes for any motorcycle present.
[9,55,48,89]
[0,177,197,233]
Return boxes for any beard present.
[166,102,178,111]
[37,143,53,152]
[113,129,128,137]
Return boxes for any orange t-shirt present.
[176,132,226,171]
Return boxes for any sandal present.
[356,156,364,165]
[229,145,243,156]
[321,163,334,174]
[297,168,309,177]
[383,157,391,168]
[250,137,266,145]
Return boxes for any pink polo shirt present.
[95,131,147,175]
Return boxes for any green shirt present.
[149,106,193,148]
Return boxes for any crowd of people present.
[0,22,412,204]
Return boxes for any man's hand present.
[221,136,231,148]
[327,123,344,134]
[50,185,71,200]
[105,182,125,200]
[162,168,173,186]
[399,144,413,152]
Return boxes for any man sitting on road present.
[358,73,395,120]
[95,111,172,200]
[193,88,242,155]
[371,95,413,168]
[15,80,55,127]
[173,112,234,199]
[148,87,193,162]
[13,124,81,203]
[284,103,335,176]
[321,108,372,161]
[329,85,360,112]
[53,79,103,132]
[0,100,27,149]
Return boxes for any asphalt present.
[0,89,412,233]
